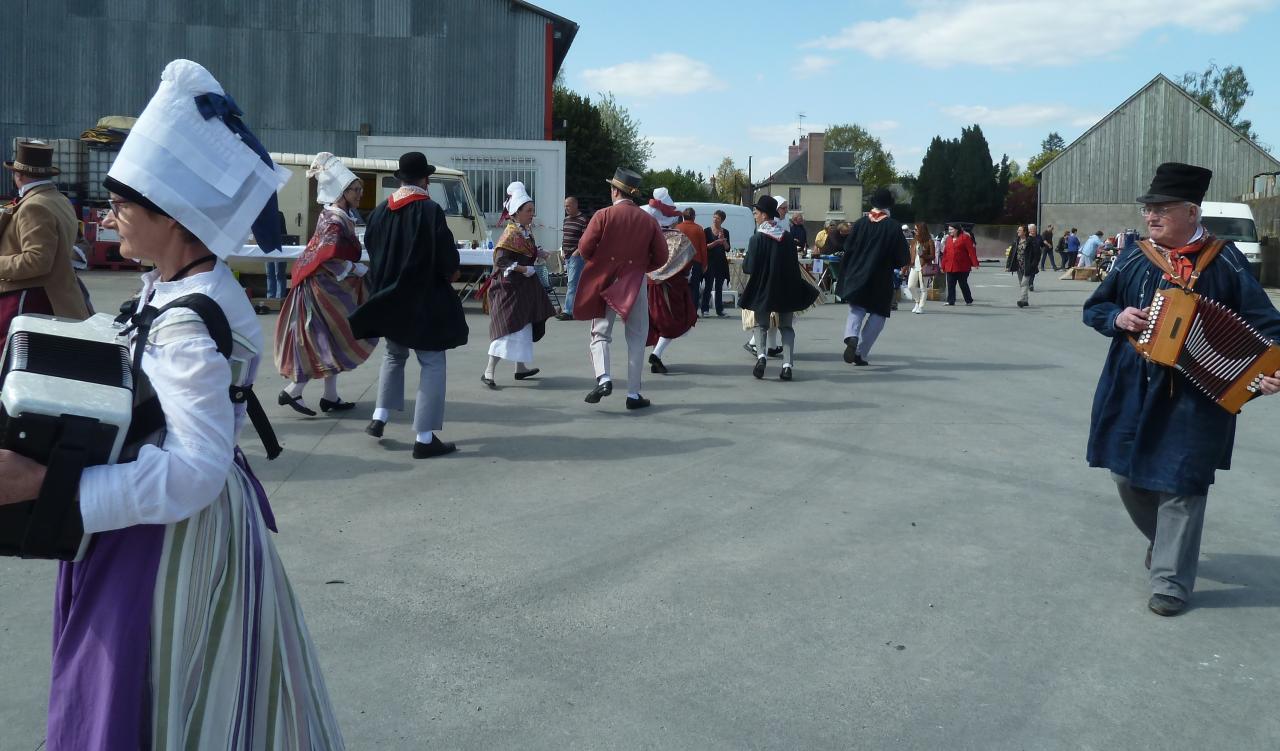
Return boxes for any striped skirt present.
[275,264,376,382]
[48,453,345,750]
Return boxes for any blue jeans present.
[265,261,288,299]
[564,253,585,315]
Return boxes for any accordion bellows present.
[1134,287,1280,414]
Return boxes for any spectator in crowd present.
[1064,228,1081,268]
[676,207,708,317]
[1039,223,1059,272]
[940,222,979,305]
[1080,230,1105,267]
[1006,223,1038,308]
[557,196,589,320]
[702,209,731,316]
[789,213,808,255]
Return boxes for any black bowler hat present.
[605,167,642,196]
[394,151,436,182]
[1136,162,1213,205]
[869,186,895,210]
[754,194,779,219]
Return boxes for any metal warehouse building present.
[2,0,576,166]
[1037,74,1280,235]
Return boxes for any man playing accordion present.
[1083,162,1280,617]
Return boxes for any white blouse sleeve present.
[77,335,236,534]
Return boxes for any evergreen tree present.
[641,167,712,203]
[914,135,957,222]
[554,88,622,207]
[950,125,1000,222]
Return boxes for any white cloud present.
[581,53,724,97]
[867,120,900,132]
[942,104,1102,129]
[792,55,837,79]
[748,123,828,145]
[647,136,726,172]
[807,0,1275,67]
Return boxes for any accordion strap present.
[22,415,92,559]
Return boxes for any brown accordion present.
[1133,287,1280,413]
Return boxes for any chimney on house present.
[788,136,805,163]
[806,132,825,184]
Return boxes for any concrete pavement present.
[2,266,1279,750]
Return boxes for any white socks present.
[484,355,500,379]
[653,337,672,358]
[285,381,306,398]
[416,431,434,444]
[372,408,390,423]
[322,375,339,401]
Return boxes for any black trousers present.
[688,263,706,310]
[945,271,973,305]
[701,276,724,314]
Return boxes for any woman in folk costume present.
[274,152,377,415]
[740,195,819,381]
[642,187,698,374]
[0,60,344,749]
[482,184,557,387]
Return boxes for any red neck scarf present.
[868,209,890,223]
[1159,233,1209,284]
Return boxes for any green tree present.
[641,167,712,203]
[1040,132,1066,153]
[913,135,957,222]
[712,157,749,204]
[554,88,622,206]
[951,124,1000,222]
[597,92,654,172]
[824,124,898,189]
[1178,62,1259,142]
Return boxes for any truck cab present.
[269,152,489,248]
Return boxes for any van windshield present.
[428,178,472,218]
[1201,217,1258,243]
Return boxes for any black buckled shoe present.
[365,419,385,438]
[481,375,498,389]
[513,368,540,380]
[413,435,458,459]
[278,391,317,417]
[843,336,859,364]
[752,357,766,379]
[584,379,613,403]
[780,365,793,381]
[767,346,783,357]
[625,395,651,410]
[319,398,356,413]
[649,354,668,374]
[1147,593,1187,617]
[743,342,758,357]
[853,354,869,366]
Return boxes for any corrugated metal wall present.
[1040,76,1280,205]
[2,0,548,164]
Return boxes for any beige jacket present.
[0,183,91,319]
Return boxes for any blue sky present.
[546,0,1280,184]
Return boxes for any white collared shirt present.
[78,263,265,534]
[17,179,54,198]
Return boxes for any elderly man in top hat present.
[349,151,467,458]
[0,140,91,338]
[573,167,668,409]
[1083,162,1280,617]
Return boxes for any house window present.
[788,188,801,211]
[829,188,842,212]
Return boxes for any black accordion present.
[0,314,134,560]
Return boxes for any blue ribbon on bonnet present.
[194,92,283,252]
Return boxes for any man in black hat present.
[1083,162,1280,616]
[349,151,467,458]
[1,140,91,339]
[835,187,910,366]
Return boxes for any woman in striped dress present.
[481,186,556,388]
[274,153,377,416]
[0,59,344,750]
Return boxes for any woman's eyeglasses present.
[108,199,132,216]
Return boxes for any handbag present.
[921,261,940,277]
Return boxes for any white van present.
[674,202,756,253]
[269,152,488,248]
[1201,201,1261,273]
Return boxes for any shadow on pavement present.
[1193,554,1280,609]
[464,434,733,461]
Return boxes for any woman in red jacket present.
[940,223,979,305]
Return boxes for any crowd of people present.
[3,58,1280,749]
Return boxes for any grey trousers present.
[376,339,446,432]
[1113,473,1208,601]
[590,291,649,394]
[844,305,886,357]
[1016,270,1032,304]
[754,311,795,362]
